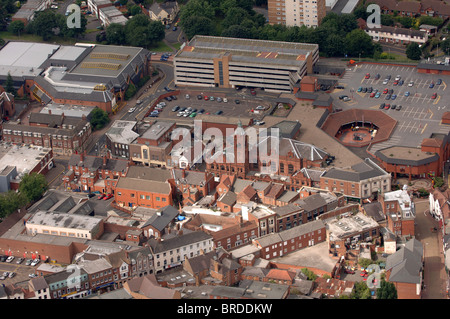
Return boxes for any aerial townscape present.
[0,0,449,306]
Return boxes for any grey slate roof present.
[141,205,179,231]
[385,239,423,284]
[322,158,389,182]
[148,231,212,254]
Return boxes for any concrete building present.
[0,143,53,192]
[12,0,52,25]
[174,35,319,93]
[105,120,139,159]
[268,0,326,27]
[25,211,104,240]
[365,25,428,45]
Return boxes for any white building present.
[365,25,428,45]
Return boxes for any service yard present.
[331,63,450,153]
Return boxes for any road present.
[414,199,447,299]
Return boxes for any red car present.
[365,73,370,79]
[431,93,437,99]
[370,92,375,98]
[204,95,209,101]
[250,89,256,95]
[97,194,106,200]
[383,88,388,94]
[103,194,113,200]
[384,104,390,110]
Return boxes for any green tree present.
[106,23,126,45]
[381,14,394,26]
[376,281,397,299]
[146,20,165,46]
[221,24,252,38]
[406,42,422,60]
[19,172,48,203]
[179,0,215,23]
[433,177,445,188]
[30,10,59,40]
[0,191,27,218]
[181,15,215,39]
[89,107,109,130]
[124,82,137,100]
[57,13,87,38]
[344,28,376,57]
[322,34,345,57]
[129,4,142,16]
[221,7,250,29]
[5,72,16,96]
[7,20,24,35]
[351,282,372,299]
[301,268,318,281]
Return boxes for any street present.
[414,199,447,299]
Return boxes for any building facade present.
[268,0,326,27]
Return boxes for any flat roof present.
[49,46,87,61]
[139,121,174,140]
[0,144,51,177]
[327,212,379,241]
[26,211,102,231]
[0,42,59,79]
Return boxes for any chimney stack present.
[182,169,186,178]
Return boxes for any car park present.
[128,108,135,113]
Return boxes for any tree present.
[19,172,48,203]
[221,7,250,29]
[351,282,372,299]
[0,190,27,218]
[406,42,422,60]
[129,4,142,16]
[181,15,215,39]
[89,107,109,130]
[221,24,252,38]
[30,10,59,40]
[301,268,318,281]
[344,29,376,57]
[8,20,24,35]
[5,72,16,96]
[376,281,397,299]
[106,23,126,45]
[146,20,165,46]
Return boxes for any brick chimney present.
[103,155,107,166]
[182,169,186,178]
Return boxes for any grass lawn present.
[150,41,182,52]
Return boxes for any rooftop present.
[26,211,102,231]
[327,212,380,241]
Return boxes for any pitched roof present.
[141,205,179,230]
[385,239,423,284]
[115,176,171,194]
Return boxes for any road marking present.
[421,123,428,134]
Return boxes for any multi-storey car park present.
[173,35,319,93]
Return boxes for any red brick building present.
[252,219,326,260]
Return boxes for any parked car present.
[103,194,113,200]
[375,92,381,98]
[30,259,40,267]
[383,88,388,94]
[164,96,172,101]
[215,110,223,115]
[185,94,190,99]
[379,103,385,109]
[197,95,203,100]
[375,73,380,80]
[431,93,437,99]
[365,73,370,79]
[370,92,376,98]
[385,94,391,100]
[396,105,402,111]
[25,259,32,266]
[6,256,14,263]
[216,97,222,102]
[97,194,106,200]
[408,81,414,87]
[223,98,228,103]
[170,95,177,100]
[384,104,390,110]
[250,89,256,95]
[164,86,171,92]
[172,106,180,112]
[405,91,410,97]
[235,99,240,104]
[28,273,38,278]
[357,86,362,92]
[0,256,7,262]
[8,272,15,278]
[198,109,205,114]
[16,257,24,264]
[391,94,397,100]
[429,82,435,88]
[256,105,265,110]
[209,96,215,101]
[128,107,135,113]
[391,104,397,109]
[204,95,209,101]
[437,78,442,85]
